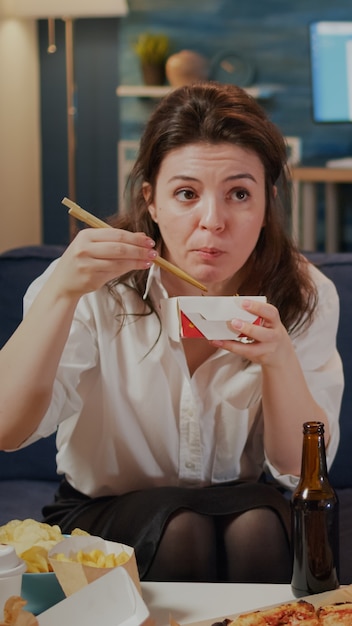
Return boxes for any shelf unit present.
[116,84,282,100]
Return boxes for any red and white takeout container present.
[160,295,267,341]
[37,565,149,626]
[48,535,140,597]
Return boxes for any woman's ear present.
[148,203,158,223]
[142,182,151,203]
[142,182,158,222]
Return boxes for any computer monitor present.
[310,21,352,123]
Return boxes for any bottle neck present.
[297,421,330,490]
[300,432,328,481]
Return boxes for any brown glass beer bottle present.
[291,421,339,597]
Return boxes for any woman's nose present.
[198,200,225,231]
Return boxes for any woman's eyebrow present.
[225,173,257,183]
[168,173,258,183]
[167,174,199,183]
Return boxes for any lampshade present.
[0,0,129,18]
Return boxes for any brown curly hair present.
[108,81,317,334]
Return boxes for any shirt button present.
[185,461,195,469]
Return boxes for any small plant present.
[133,32,170,65]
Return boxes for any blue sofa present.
[0,245,352,582]
[0,246,64,523]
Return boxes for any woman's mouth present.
[196,247,223,259]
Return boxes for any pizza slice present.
[317,602,352,625]
[217,600,319,625]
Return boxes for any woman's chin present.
[198,275,238,296]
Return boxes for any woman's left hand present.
[211,297,329,475]
[211,298,291,368]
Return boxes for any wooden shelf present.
[117,85,172,98]
[291,166,352,182]
[116,84,282,100]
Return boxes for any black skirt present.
[42,478,291,579]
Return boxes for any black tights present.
[144,508,291,583]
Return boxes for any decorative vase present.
[165,50,210,87]
[141,62,166,86]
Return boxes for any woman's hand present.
[211,298,329,476]
[210,298,291,367]
[52,227,157,299]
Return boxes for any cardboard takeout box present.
[160,295,267,341]
[48,535,140,597]
[37,565,149,626]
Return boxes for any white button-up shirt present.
[22,261,343,497]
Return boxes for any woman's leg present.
[144,510,217,582]
[216,507,291,583]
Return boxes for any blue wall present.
[119,0,352,159]
[39,18,120,245]
[40,1,352,247]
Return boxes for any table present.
[290,166,352,252]
[140,582,294,626]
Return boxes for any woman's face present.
[146,142,268,295]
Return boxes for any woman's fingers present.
[211,299,287,366]
[75,228,156,260]
[52,228,157,297]
[72,228,157,267]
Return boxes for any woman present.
[0,82,343,583]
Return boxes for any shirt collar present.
[143,263,169,300]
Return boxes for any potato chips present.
[52,548,130,569]
[0,519,89,574]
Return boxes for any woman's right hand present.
[51,227,157,299]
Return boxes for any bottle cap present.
[0,544,26,577]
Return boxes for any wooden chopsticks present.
[62,197,208,292]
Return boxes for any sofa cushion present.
[305,252,352,488]
[0,245,65,486]
[0,244,65,349]
[0,436,59,481]
[0,480,59,526]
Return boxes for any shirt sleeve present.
[21,261,99,446]
[265,264,344,490]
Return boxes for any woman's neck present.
[160,268,243,297]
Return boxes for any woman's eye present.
[231,188,249,201]
[175,188,196,201]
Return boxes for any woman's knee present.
[218,507,291,583]
[145,510,217,581]
[225,507,289,543]
[165,510,214,541]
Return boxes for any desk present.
[141,582,293,626]
[290,166,352,252]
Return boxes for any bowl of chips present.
[0,519,140,616]
[0,519,71,615]
[48,535,140,597]
[21,570,65,615]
